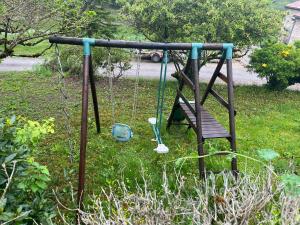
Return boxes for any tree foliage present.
[122,0,285,61]
[0,0,97,59]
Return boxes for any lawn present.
[0,71,299,198]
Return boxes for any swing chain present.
[55,44,75,163]
[107,48,116,124]
[131,49,141,124]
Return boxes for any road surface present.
[0,56,290,87]
[0,57,263,85]
[0,57,44,72]
[123,60,266,86]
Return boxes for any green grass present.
[0,36,51,57]
[0,71,299,197]
[13,40,51,56]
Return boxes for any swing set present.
[49,36,237,209]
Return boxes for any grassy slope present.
[0,71,299,196]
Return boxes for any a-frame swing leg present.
[226,57,238,177]
[77,39,101,223]
[89,55,101,133]
[192,50,206,179]
[78,53,90,212]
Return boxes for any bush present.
[0,116,56,224]
[249,41,300,90]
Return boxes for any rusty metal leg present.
[77,55,90,211]
[227,58,238,177]
[89,55,101,133]
[192,55,205,179]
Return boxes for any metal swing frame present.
[49,36,236,212]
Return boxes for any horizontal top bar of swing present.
[49,36,229,51]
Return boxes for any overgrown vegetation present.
[0,116,55,224]
[249,41,300,90]
[76,168,299,224]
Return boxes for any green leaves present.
[257,149,280,161]
[4,153,17,163]
[281,174,300,196]
[15,117,55,146]
[255,149,299,196]
[17,158,51,193]
[0,198,7,214]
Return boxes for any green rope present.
[155,50,168,144]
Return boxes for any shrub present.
[0,116,56,224]
[249,42,300,90]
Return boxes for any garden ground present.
[0,71,299,198]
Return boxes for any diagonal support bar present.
[89,55,101,133]
[201,52,226,105]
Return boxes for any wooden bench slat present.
[179,102,230,139]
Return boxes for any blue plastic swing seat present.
[112,123,133,142]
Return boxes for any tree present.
[0,0,97,59]
[122,0,285,63]
[84,0,117,37]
